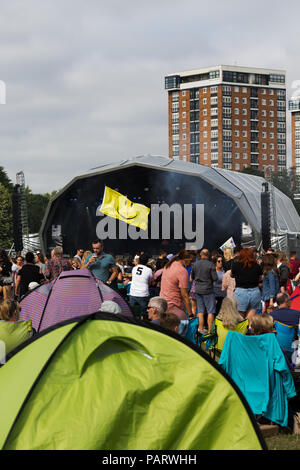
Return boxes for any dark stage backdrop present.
[41,167,246,256]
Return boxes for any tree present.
[0,166,13,193]
[25,187,51,233]
[0,182,13,247]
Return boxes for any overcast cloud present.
[0,0,299,193]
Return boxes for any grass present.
[265,433,300,450]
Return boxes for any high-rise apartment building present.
[165,65,287,172]
[289,96,300,198]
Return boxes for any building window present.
[242,131,247,137]
[182,112,186,118]
[243,153,247,159]
[234,119,239,125]
[234,108,239,115]
[182,144,187,151]
[203,120,207,127]
[235,153,240,159]
[242,109,247,115]
[234,97,239,103]
[182,101,186,107]
[203,98,207,104]
[183,133,186,140]
[235,141,240,148]
[242,98,247,104]
[243,120,247,126]
[242,142,247,148]
[182,91,186,96]
[235,130,239,137]
[203,153,208,160]
[203,88,207,94]
[182,122,186,129]
[235,164,240,170]
[270,110,274,117]
[261,110,266,117]
[203,109,207,116]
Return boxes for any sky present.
[0,0,300,193]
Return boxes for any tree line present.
[0,166,56,248]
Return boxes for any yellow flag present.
[99,186,150,231]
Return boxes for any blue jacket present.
[262,269,280,302]
[219,331,296,427]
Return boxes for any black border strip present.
[3,312,267,451]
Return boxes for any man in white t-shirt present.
[129,253,153,319]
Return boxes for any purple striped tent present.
[19,268,133,332]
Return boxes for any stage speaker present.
[261,183,271,251]
[12,184,23,252]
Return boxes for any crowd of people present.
[1,239,300,429]
[1,240,300,338]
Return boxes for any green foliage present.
[0,182,13,247]
[0,166,13,193]
[25,187,52,233]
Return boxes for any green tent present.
[0,313,266,450]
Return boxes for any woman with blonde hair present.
[217,297,244,330]
[81,251,92,268]
[250,313,275,335]
[223,247,235,271]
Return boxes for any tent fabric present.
[19,269,133,332]
[0,313,266,451]
[0,320,32,358]
[41,155,300,243]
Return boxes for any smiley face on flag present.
[99,187,150,231]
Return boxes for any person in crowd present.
[12,255,24,286]
[71,258,81,270]
[216,297,245,331]
[276,252,290,293]
[0,248,13,300]
[0,298,21,322]
[129,253,153,319]
[250,313,276,335]
[81,251,92,267]
[35,252,47,276]
[261,254,280,313]
[159,312,180,333]
[45,246,72,281]
[221,268,236,298]
[231,248,263,321]
[83,240,118,286]
[116,258,125,276]
[155,249,168,271]
[151,258,168,297]
[74,248,84,263]
[223,247,235,271]
[270,292,300,328]
[213,254,226,315]
[99,300,122,315]
[160,250,194,321]
[190,248,218,334]
[15,252,44,299]
[146,296,168,325]
[289,251,300,280]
